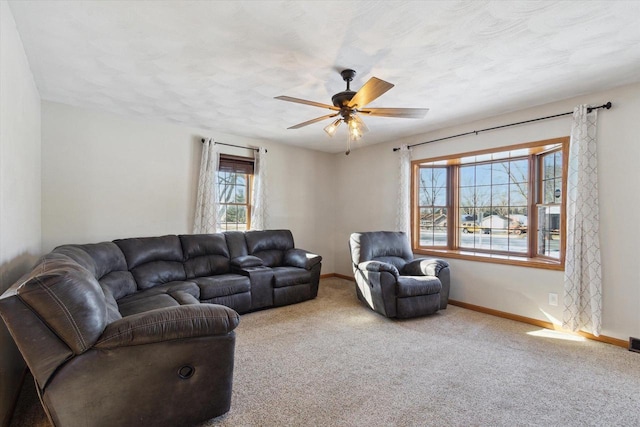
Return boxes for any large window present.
[412,137,568,269]
[217,155,254,231]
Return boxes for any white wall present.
[0,1,42,423]
[334,82,640,342]
[41,102,336,272]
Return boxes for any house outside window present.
[412,137,568,269]
[217,155,254,231]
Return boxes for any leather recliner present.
[349,231,450,318]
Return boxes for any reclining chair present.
[349,231,450,318]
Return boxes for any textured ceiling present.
[8,1,640,153]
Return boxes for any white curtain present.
[563,105,602,336]
[396,144,411,236]
[250,147,268,230]
[193,138,220,234]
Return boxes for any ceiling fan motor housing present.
[332,69,358,113]
[331,91,356,107]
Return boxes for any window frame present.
[411,137,569,270]
[217,154,254,231]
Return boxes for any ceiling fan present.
[275,69,429,154]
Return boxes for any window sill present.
[413,248,564,271]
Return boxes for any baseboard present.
[320,273,354,281]
[448,300,628,348]
[318,276,626,348]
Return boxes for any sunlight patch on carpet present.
[527,329,586,342]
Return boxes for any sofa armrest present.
[402,258,450,277]
[359,261,399,278]
[284,248,322,270]
[230,255,264,268]
[95,304,240,350]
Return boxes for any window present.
[412,137,568,269]
[217,155,254,231]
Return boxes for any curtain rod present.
[200,138,266,153]
[392,102,612,152]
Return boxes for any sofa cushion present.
[115,236,187,290]
[117,281,200,304]
[396,276,442,298]
[271,267,310,288]
[114,235,184,268]
[130,261,187,290]
[191,275,251,300]
[224,231,249,258]
[245,230,294,267]
[116,281,200,317]
[351,231,413,266]
[77,242,128,280]
[118,294,181,317]
[98,271,137,300]
[180,234,231,278]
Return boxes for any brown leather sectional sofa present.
[0,229,322,427]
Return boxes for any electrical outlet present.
[548,293,558,306]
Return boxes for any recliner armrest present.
[95,304,240,349]
[230,255,264,268]
[359,261,399,278]
[402,258,449,277]
[284,248,322,269]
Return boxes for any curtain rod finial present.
[605,101,612,109]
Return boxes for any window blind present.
[219,154,254,175]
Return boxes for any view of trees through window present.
[414,138,567,266]
[458,158,529,254]
[217,170,250,231]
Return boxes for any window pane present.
[492,162,509,185]
[419,208,448,247]
[433,169,447,188]
[434,186,447,206]
[460,166,475,186]
[544,155,555,179]
[509,185,527,206]
[554,179,562,201]
[476,164,491,185]
[537,206,561,258]
[554,151,562,178]
[543,179,554,204]
[419,188,433,206]
[510,159,528,183]
[492,184,509,207]
[419,169,432,186]
[460,187,475,208]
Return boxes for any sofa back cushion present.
[245,230,294,267]
[224,231,249,258]
[114,235,186,290]
[54,243,134,322]
[180,234,231,278]
[350,231,414,271]
[15,253,107,355]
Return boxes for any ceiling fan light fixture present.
[324,118,342,137]
[347,115,368,141]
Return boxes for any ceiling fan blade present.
[275,96,340,111]
[360,107,429,119]
[288,113,339,129]
[347,77,394,109]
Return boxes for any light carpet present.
[10,278,640,426]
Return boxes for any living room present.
[2,1,640,426]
